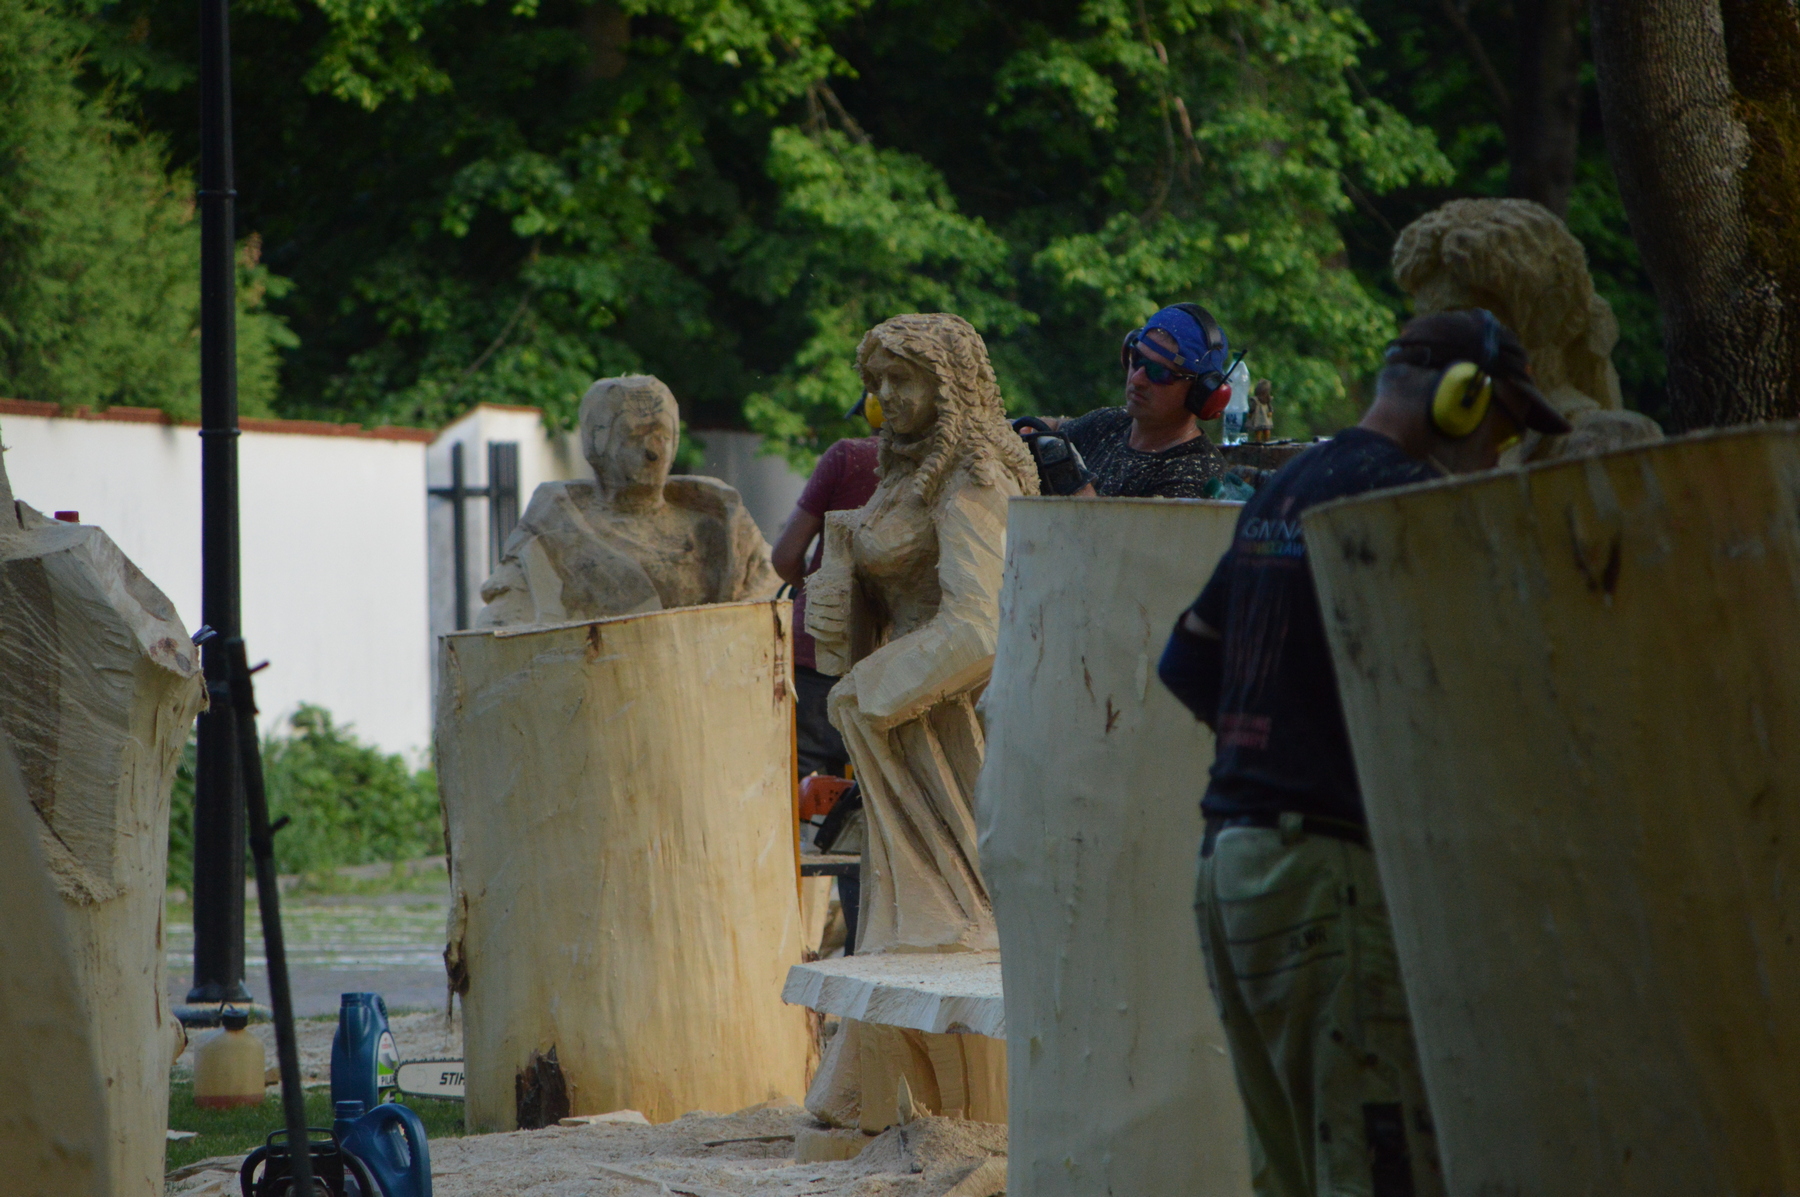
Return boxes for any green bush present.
[167,705,440,891]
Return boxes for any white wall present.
[691,427,809,542]
[0,404,432,759]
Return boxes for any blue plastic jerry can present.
[331,992,398,1112]
[334,1100,432,1197]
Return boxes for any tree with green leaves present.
[70,0,1452,457]
[0,0,292,416]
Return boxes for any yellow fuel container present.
[193,1010,266,1108]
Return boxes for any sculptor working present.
[476,374,777,627]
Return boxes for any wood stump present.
[0,493,205,1197]
[0,730,109,1197]
[437,600,812,1130]
[976,497,1253,1197]
[1306,424,1800,1195]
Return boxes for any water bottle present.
[1221,359,1251,445]
[334,1100,432,1197]
[331,993,399,1112]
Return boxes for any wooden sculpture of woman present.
[802,313,1035,1131]
[807,313,1038,955]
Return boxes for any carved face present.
[581,378,679,498]
[862,345,939,437]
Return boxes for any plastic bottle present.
[334,1100,433,1197]
[193,1009,265,1108]
[1221,358,1251,445]
[331,993,399,1112]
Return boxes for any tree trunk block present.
[976,497,1252,1197]
[1307,424,1800,1194]
[0,497,204,1197]
[437,600,812,1130]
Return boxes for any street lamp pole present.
[189,0,250,1016]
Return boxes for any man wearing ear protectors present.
[1017,302,1233,497]
[1158,309,1570,1197]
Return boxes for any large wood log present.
[0,731,109,1197]
[0,485,205,1196]
[1305,425,1800,1194]
[437,600,812,1130]
[976,497,1252,1197]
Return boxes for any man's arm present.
[1158,609,1223,728]
[771,508,825,587]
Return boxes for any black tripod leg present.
[227,638,313,1197]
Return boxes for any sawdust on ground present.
[168,1107,1006,1197]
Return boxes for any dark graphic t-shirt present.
[1190,427,1439,825]
[1061,406,1226,498]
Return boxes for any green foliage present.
[167,706,441,891]
[1340,1,1668,420]
[0,0,294,417]
[34,0,1661,443]
[67,0,1451,451]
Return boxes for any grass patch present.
[287,865,449,900]
[167,1081,465,1174]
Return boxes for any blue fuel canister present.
[330,992,398,1112]
[333,1100,432,1197]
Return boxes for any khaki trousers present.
[1196,826,1444,1197]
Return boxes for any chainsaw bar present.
[394,1058,465,1101]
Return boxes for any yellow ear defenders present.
[1426,308,1499,439]
[848,390,885,430]
[1430,360,1493,438]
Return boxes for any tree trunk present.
[1590,0,1800,428]
[1508,0,1584,217]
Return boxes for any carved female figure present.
[807,312,1037,956]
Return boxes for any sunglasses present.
[1127,348,1197,387]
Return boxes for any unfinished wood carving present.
[1394,198,1662,462]
[1306,425,1800,1195]
[977,497,1252,1197]
[0,441,205,1197]
[0,730,109,1197]
[438,600,811,1130]
[806,313,1037,955]
[477,375,777,626]
[801,312,1034,1134]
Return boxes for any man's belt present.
[1202,811,1369,855]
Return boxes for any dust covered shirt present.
[1060,406,1226,498]
[1190,427,1438,825]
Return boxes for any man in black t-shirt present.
[1157,310,1570,1197]
[1020,303,1229,497]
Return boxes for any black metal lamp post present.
[188,2,313,1188]
[187,0,250,1015]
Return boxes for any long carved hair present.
[856,313,1039,505]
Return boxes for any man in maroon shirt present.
[771,435,881,778]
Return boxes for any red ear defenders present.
[1119,302,1232,420]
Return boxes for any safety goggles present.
[1123,333,1198,387]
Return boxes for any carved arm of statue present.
[730,506,782,601]
[833,479,1007,733]
[805,511,859,676]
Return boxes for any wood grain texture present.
[0,489,204,1197]
[976,497,1252,1197]
[0,731,108,1197]
[1306,424,1800,1194]
[437,600,811,1130]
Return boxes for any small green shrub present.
[167,706,440,891]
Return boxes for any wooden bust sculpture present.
[477,374,777,627]
[1393,198,1661,462]
[807,312,1038,955]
